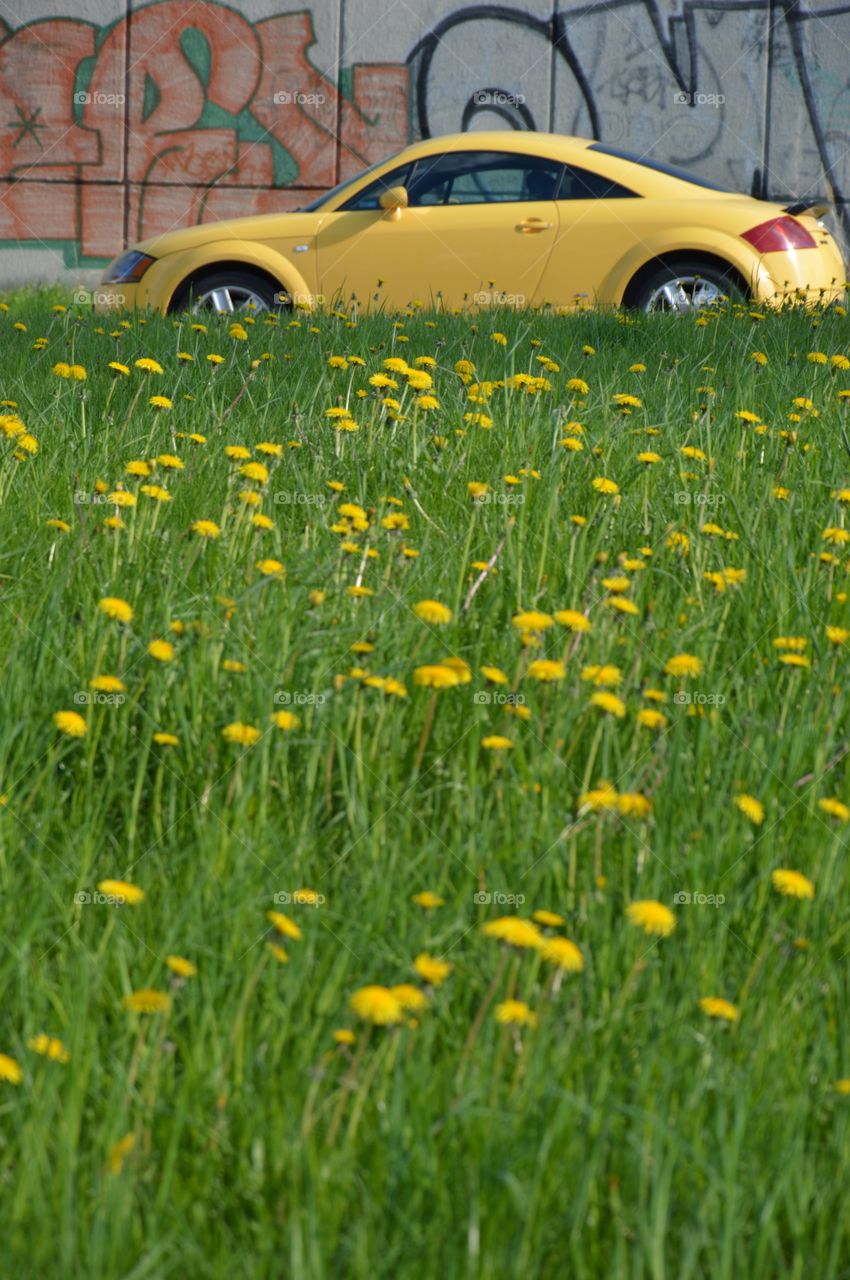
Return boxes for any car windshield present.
[587,143,732,192]
[298,152,407,211]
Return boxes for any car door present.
[544,163,642,307]
[315,150,562,311]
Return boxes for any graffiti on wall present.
[0,2,408,261]
[0,0,849,268]
[406,1,850,246]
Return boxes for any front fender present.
[602,230,770,304]
[138,240,316,313]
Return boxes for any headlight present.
[101,251,156,284]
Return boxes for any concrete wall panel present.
[0,0,846,286]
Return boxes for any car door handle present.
[516,218,553,233]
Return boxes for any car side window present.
[406,152,564,206]
[559,164,638,199]
[340,163,414,211]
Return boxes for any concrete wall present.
[1,0,848,287]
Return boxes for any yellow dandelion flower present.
[123,989,170,1014]
[147,639,174,663]
[495,999,537,1027]
[637,708,667,730]
[579,783,620,811]
[221,722,261,746]
[53,711,87,738]
[626,899,676,937]
[90,675,125,693]
[554,609,591,632]
[413,599,452,625]
[391,984,428,1011]
[581,664,621,687]
[98,596,133,624]
[617,792,652,818]
[526,659,565,682]
[699,997,739,1022]
[735,794,764,825]
[532,909,565,927]
[0,1053,23,1085]
[271,710,301,731]
[97,879,144,905]
[414,953,452,985]
[606,596,640,616]
[818,797,850,822]
[772,869,815,899]
[539,937,584,971]
[481,916,543,950]
[349,985,404,1025]
[413,664,460,689]
[590,691,626,718]
[412,891,444,909]
[664,653,703,678]
[266,911,303,941]
[512,609,554,631]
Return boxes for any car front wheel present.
[629,259,742,313]
[170,269,286,315]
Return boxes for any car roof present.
[398,132,593,161]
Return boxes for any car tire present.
[628,258,743,313]
[170,269,287,315]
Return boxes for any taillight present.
[741,216,817,252]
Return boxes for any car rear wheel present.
[629,259,741,313]
[170,270,286,315]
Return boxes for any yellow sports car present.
[98,131,846,315]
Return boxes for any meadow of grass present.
[2,294,850,1278]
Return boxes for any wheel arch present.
[161,246,314,313]
[620,250,752,308]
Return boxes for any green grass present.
[2,295,850,1278]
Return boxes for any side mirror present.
[379,186,408,218]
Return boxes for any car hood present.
[137,209,323,256]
